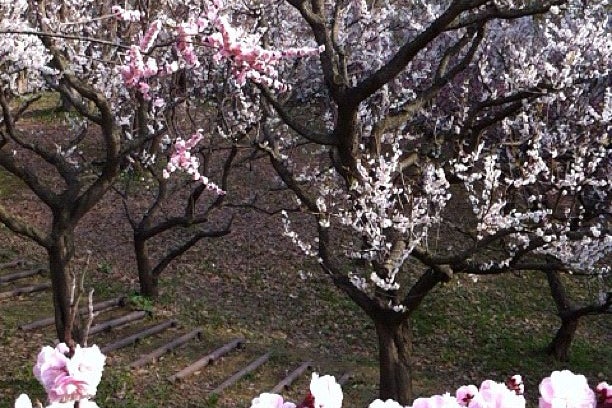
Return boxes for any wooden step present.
[130,328,203,369]
[210,352,271,395]
[168,337,245,382]
[101,320,177,354]
[0,282,51,300]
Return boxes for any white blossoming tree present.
[241,0,610,403]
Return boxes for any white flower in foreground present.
[369,398,406,408]
[15,394,33,408]
[251,392,296,408]
[310,373,343,408]
[539,370,595,408]
[14,394,99,408]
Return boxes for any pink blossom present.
[139,20,162,52]
[164,132,225,194]
[411,393,461,408]
[369,399,406,408]
[15,394,101,408]
[474,380,525,408]
[111,5,141,22]
[596,382,612,408]
[176,22,199,67]
[33,343,106,403]
[204,16,322,91]
[539,370,595,408]
[456,385,478,406]
[251,393,296,408]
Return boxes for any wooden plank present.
[0,268,46,284]
[271,361,313,393]
[0,259,28,270]
[210,352,271,395]
[338,372,353,386]
[0,283,51,300]
[19,296,125,330]
[168,338,244,382]
[89,311,147,335]
[130,328,203,369]
[101,320,177,354]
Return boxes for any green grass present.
[0,168,23,199]
[410,272,610,399]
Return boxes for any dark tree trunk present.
[545,270,578,362]
[134,235,158,298]
[546,316,578,362]
[47,229,81,344]
[374,318,413,405]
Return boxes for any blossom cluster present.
[341,142,450,292]
[452,135,610,275]
[0,1,55,92]
[251,373,342,408]
[115,0,324,103]
[111,5,141,22]
[163,131,225,195]
[205,16,324,91]
[16,343,105,407]
[250,371,611,408]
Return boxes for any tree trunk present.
[47,230,81,344]
[374,318,413,405]
[544,270,577,362]
[546,316,578,362]
[134,235,158,298]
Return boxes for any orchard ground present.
[0,104,610,407]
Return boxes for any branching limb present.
[447,1,567,30]
[371,22,485,144]
[150,216,233,279]
[349,0,488,103]
[257,84,336,145]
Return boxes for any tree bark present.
[546,316,578,362]
[374,317,413,404]
[47,227,81,344]
[134,235,158,298]
[545,270,576,362]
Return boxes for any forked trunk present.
[546,316,578,362]
[134,236,158,298]
[375,318,413,404]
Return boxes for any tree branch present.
[348,0,487,103]
[0,204,49,247]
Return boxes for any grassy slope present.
[1,242,609,407]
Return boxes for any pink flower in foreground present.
[250,393,296,408]
[539,370,595,408]
[456,385,479,406]
[596,382,612,408]
[411,393,461,408]
[15,394,100,408]
[475,379,525,408]
[33,343,106,403]
[369,399,406,408]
